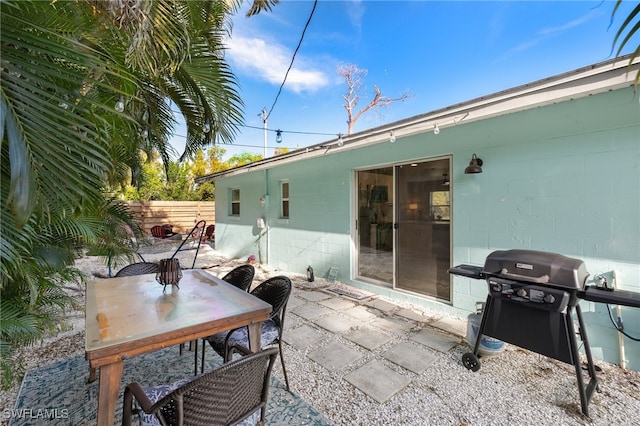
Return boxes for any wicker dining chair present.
[201,276,292,391]
[115,262,159,277]
[221,265,255,292]
[122,347,279,426]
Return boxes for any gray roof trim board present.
[195,54,639,183]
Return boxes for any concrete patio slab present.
[318,297,356,311]
[363,298,399,313]
[344,327,393,351]
[396,308,431,323]
[290,303,333,320]
[381,342,437,374]
[344,360,411,403]
[312,312,360,334]
[308,342,362,371]
[298,291,333,302]
[370,316,415,334]
[410,328,460,353]
[286,294,306,310]
[284,324,325,349]
[430,316,466,338]
[342,305,381,322]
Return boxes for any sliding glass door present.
[395,159,451,300]
[356,167,394,285]
[356,158,451,301]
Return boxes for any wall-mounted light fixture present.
[275,129,282,143]
[389,130,396,143]
[408,203,418,210]
[464,153,483,174]
[433,123,440,135]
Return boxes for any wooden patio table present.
[85,269,271,426]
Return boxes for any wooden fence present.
[125,201,215,235]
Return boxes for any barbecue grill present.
[449,249,640,417]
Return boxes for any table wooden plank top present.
[85,269,271,362]
[85,269,272,426]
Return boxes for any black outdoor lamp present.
[464,154,483,174]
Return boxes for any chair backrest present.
[205,224,215,239]
[250,276,292,327]
[170,220,206,269]
[221,265,255,292]
[150,226,165,239]
[155,347,279,425]
[115,262,159,277]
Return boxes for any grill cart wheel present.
[462,352,481,372]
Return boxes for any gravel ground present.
[1,244,639,425]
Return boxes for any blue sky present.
[170,0,638,160]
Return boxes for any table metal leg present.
[247,322,261,352]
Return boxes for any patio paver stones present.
[284,324,325,349]
[410,328,460,353]
[430,316,466,338]
[308,342,362,371]
[370,316,415,334]
[298,291,333,302]
[342,305,381,322]
[363,298,399,313]
[312,312,360,334]
[318,297,356,311]
[290,302,333,320]
[345,360,411,403]
[286,294,306,310]
[396,308,430,323]
[344,327,393,351]
[381,342,437,374]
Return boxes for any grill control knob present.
[544,294,556,304]
[516,288,527,297]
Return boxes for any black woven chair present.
[115,262,159,277]
[201,276,292,391]
[221,265,255,292]
[122,347,279,426]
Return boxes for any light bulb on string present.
[337,133,344,147]
[276,130,283,143]
[433,123,440,135]
[202,120,211,133]
[141,128,148,139]
[114,96,125,113]
[389,130,396,143]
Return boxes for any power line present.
[241,123,336,137]
[265,0,318,120]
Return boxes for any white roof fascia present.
[196,55,639,182]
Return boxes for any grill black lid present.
[483,249,589,290]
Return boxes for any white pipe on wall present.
[612,270,627,369]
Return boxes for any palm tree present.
[0,0,271,386]
[612,0,640,85]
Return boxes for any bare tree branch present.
[338,64,413,134]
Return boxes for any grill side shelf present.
[448,265,486,280]
[580,286,640,308]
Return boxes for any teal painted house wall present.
[213,85,640,370]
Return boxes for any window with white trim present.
[230,188,240,216]
[280,181,289,219]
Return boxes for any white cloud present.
[226,35,330,94]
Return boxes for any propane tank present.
[306,266,314,282]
